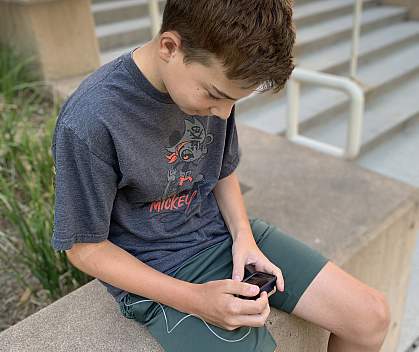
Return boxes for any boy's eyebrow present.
[209,84,239,101]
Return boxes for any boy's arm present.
[213,171,254,243]
[66,240,198,314]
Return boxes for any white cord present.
[124,299,252,343]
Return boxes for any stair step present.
[237,20,419,116]
[237,42,419,136]
[302,72,419,154]
[95,1,401,58]
[100,44,142,65]
[298,21,419,74]
[294,0,378,28]
[357,115,419,187]
[92,0,165,26]
[296,5,407,56]
[92,0,115,3]
[96,17,151,51]
[300,41,419,130]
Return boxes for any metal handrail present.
[148,0,161,37]
[286,67,365,160]
[350,0,363,79]
[285,0,365,159]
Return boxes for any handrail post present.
[286,68,365,160]
[286,79,300,140]
[350,0,363,79]
[346,86,364,158]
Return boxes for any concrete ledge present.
[0,0,100,81]
[237,124,419,351]
[1,124,418,351]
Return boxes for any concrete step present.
[298,21,419,74]
[356,115,419,188]
[91,0,165,26]
[298,40,419,132]
[302,72,419,155]
[294,0,378,28]
[96,1,403,61]
[288,41,419,135]
[95,16,151,52]
[237,20,419,116]
[236,40,419,137]
[100,44,142,65]
[295,4,408,56]
[98,0,370,64]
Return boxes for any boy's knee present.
[357,290,391,348]
[373,292,391,337]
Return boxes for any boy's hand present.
[231,231,285,293]
[191,279,272,331]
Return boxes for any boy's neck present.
[132,40,168,94]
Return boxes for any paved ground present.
[396,230,419,352]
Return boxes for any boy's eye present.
[207,91,220,100]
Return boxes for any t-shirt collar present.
[122,46,175,105]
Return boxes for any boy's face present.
[157,32,256,120]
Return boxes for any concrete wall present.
[0,0,100,81]
[264,202,418,352]
[341,202,418,350]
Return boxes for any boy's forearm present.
[66,240,198,314]
[213,171,254,242]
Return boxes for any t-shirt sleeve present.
[51,124,118,251]
[218,105,240,180]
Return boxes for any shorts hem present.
[281,257,330,314]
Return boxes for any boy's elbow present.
[65,246,80,266]
[65,241,108,266]
[65,243,89,266]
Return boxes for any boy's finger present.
[233,292,267,315]
[229,279,259,297]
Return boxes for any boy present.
[51,1,391,351]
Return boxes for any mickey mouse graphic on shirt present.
[162,117,214,200]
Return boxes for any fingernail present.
[251,286,259,294]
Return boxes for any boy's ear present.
[158,31,182,62]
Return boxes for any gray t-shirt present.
[50,48,240,303]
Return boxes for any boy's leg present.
[119,235,279,352]
[290,261,391,352]
[250,218,391,352]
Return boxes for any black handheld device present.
[236,271,277,300]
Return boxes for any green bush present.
[0,45,92,301]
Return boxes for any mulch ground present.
[0,218,53,333]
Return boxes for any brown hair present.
[160,0,296,94]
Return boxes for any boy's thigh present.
[145,303,276,352]
[119,228,279,352]
[118,217,329,352]
[249,217,330,314]
[120,288,277,352]
[289,260,390,344]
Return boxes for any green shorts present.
[118,217,329,352]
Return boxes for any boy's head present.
[153,0,295,119]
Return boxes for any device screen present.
[246,273,275,288]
